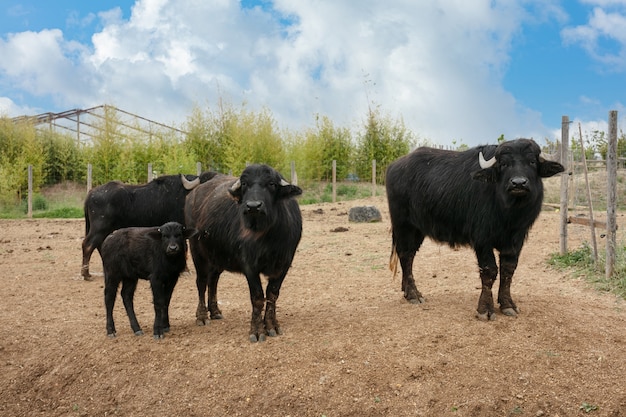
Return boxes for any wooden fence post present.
[87,163,92,192]
[606,110,618,278]
[148,163,153,182]
[27,165,33,218]
[196,162,202,176]
[559,116,570,255]
[372,159,376,197]
[291,161,297,186]
[332,160,337,203]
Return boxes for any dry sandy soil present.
[1,196,626,417]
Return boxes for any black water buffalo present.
[101,221,198,339]
[82,172,217,279]
[386,138,564,320]
[185,164,302,342]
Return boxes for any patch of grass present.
[548,242,626,299]
[580,402,599,413]
[298,181,384,205]
[33,206,84,218]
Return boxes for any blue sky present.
[0,0,625,146]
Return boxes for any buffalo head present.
[147,222,198,256]
[472,138,564,202]
[228,164,302,232]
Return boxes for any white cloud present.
[0,0,570,144]
[561,3,626,69]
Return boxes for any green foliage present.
[39,130,84,184]
[580,402,599,413]
[87,106,124,184]
[548,242,626,299]
[33,206,83,218]
[0,117,45,207]
[296,115,354,181]
[354,106,415,184]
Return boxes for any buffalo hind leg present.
[392,227,425,304]
[194,261,222,325]
[475,247,498,321]
[120,279,143,335]
[498,251,521,317]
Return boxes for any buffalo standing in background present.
[185,164,302,342]
[101,222,198,339]
[386,138,564,320]
[81,172,217,279]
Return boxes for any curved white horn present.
[181,174,200,190]
[229,179,241,192]
[280,179,290,186]
[479,152,496,169]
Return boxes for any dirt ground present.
[1,195,626,417]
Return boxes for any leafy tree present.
[39,130,84,184]
[354,106,415,184]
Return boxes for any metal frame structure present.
[11,105,187,144]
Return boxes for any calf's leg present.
[120,279,143,335]
[104,277,119,337]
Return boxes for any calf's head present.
[472,138,564,204]
[147,222,198,256]
[229,164,302,232]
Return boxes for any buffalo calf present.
[386,138,564,320]
[185,164,302,342]
[101,222,198,338]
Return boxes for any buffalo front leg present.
[475,247,498,321]
[207,270,223,320]
[246,272,267,343]
[264,272,287,338]
[498,251,521,317]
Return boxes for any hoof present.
[196,318,208,326]
[408,296,425,304]
[211,313,224,320]
[83,275,94,282]
[107,332,116,338]
[249,333,267,343]
[475,311,496,321]
[153,334,164,340]
[267,329,277,337]
[163,326,170,333]
[134,330,144,336]
[501,307,520,317]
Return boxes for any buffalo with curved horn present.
[386,138,564,320]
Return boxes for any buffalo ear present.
[471,168,496,183]
[183,227,199,240]
[228,179,242,202]
[147,229,163,241]
[538,159,565,178]
[279,180,302,198]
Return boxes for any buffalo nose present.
[511,177,528,188]
[246,200,263,213]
